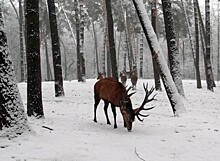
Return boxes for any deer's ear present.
[128,92,136,98]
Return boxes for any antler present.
[134,83,156,122]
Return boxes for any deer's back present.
[94,78,126,106]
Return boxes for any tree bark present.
[151,0,161,91]
[105,0,119,81]
[47,0,65,96]
[26,0,44,117]
[205,0,214,91]
[193,0,202,88]
[161,0,185,96]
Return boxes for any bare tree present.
[47,0,65,96]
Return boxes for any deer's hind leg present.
[111,104,117,128]
[104,101,111,125]
[94,94,100,123]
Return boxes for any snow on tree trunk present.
[26,0,44,117]
[132,0,186,115]
[161,0,185,96]
[0,8,28,138]
[47,0,65,95]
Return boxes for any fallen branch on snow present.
[135,147,145,161]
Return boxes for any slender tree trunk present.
[45,36,52,81]
[0,6,28,137]
[193,0,202,88]
[205,0,214,91]
[47,0,65,96]
[151,0,161,91]
[75,0,82,82]
[105,0,118,81]
[218,0,220,81]
[132,0,186,115]
[79,0,86,81]
[181,0,196,67]
[139,32,143,78]
[26,0,44,117]
[91,20,100,75]
[19,0,25,82]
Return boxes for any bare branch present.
[135,147,145,161]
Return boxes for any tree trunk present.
[205,0,214,91]
[75,0,82,82]
[26,0,44,117]
[161,0,185,96]
[218,0,220,81]
[19,0,26,82]
[132,0,186,116]
[139,32,143,78]
[47,0,65,96]
[151,0,161,91]
[0,7,28,137]
[91,20,100,75]
[193,0,202,88]
[105,0,118,81]
[45,36,52,81]
[79,0,86,81]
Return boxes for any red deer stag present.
[93,78,156,131]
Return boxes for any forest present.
[0,0,220,160]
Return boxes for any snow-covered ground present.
[0,79,220,161]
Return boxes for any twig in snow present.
[42,125,53,131]
[135,147,145,161]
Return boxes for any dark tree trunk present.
[151,0,162,91]
[19,0,26,82]
[105,0,119,81]
[218,0,220,81]
[193,0,202,88]
[79,0,86,81]
[47,0,65,96]
[0,7,28,137]
[75,0,83,82]
[205,0,214,91]
[139,33,143,78]
[26,0,44,117]
[161,0,185,96]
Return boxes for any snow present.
[0,79,220,161]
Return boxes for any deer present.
[120,70,127,87]
[93,77,156,131]
[97,72,105,80]
[131,71,138,90]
